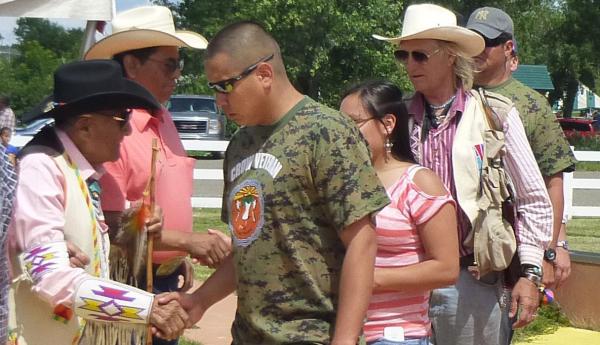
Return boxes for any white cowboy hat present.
[373,4,484,57]
[84,6,208,60]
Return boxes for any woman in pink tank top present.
[340,81,459,345]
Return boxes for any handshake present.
[149,291,203,341]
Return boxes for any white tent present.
[0,0,115,55]
[0,0,113,20]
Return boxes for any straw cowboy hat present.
[373,3,484,57]
[23,60,159,122]
[84,5,208,60]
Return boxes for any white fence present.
[565,150,600,218]
[187,140,600,217]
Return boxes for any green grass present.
[575,161,600,171]
[513,303,572,343]
[179,338,202,345]
[192,208,228,281]
[566,217,600,253]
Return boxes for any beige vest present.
[453,90,517,275]
[9,152,109,345]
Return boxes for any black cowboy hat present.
[22,59,159,122]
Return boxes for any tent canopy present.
[0,0,114,21]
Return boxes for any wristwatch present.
[544,248,557,262]
[556,240,570,251]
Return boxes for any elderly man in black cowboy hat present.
[7,60,189,345]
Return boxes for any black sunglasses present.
[482,33,513,48]
[208,54,275,94]
[394,48,441,64]
[147,57,184,74]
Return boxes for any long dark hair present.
[342,80,415,163]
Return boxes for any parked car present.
[167,95,227,158]
[167,95,225,140]
[10,118,55,149]
[557,117,600,138]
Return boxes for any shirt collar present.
[55,128,104,180]
[132,106,166,132]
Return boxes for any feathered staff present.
[107,139,159,345]
[145,138,159,345]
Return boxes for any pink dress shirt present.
[409,89,552,267]
[100,107,195,263]
[8,129,106,307]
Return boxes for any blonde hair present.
[440,41,475,91]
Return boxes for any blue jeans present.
[368,337,431,345]
[429,268,507,345]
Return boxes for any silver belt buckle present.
[468,263,481,280]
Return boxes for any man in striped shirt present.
[375,4,552,345]
[467,7,577,344]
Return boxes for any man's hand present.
[150,293,189,340]
[510,277,541,329]
[145,206,163,239]
[552,247,571,289]
[186,230,231,268]
[157,292,206,327]
[67,241,90,268]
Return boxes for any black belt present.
[459,254,475,268]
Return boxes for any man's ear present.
[505,40,515,57]
[255,63,274,88]
[122,54,140,79]
[72,116,93,138]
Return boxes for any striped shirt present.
[408,90,552,267]
[0,147,17,343]
[364,165,454,341]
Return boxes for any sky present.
[0,0,154,45]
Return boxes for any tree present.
[0,18,82,119]
[14,18,83,58]
[163,0,411,107]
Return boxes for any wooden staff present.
[146,138,159,345]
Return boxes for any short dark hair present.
[113,47,158,74]
[205,21,284,74]
[0,127,10,135]
[342,80,415,163]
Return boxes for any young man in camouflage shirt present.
[468,6,577,343]
[167,21,389,344]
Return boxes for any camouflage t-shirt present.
[221,97,389,344]
[484,78,576,175]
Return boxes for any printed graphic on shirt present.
[229,179,264,247]
[229,152,283,182]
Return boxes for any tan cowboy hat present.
[84,5,208,60]
[373,4,484,57]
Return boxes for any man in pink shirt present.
[84,7,230,344]
[8,60,189,345]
